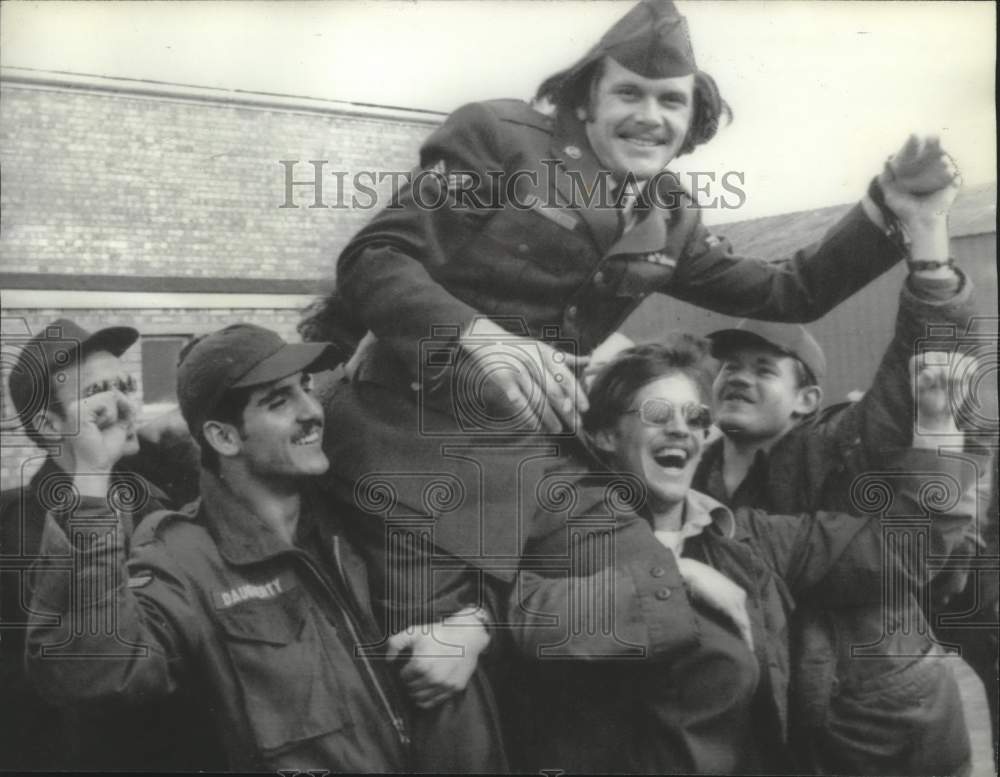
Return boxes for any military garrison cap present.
[571,0,697,80]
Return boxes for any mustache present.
[291,420,323,442]
[720,385,753,402]
[619,126,670,142]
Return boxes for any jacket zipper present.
[300,540,410,750]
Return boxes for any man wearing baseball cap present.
[25,323,399,770]
[693,177,990,775]
[1,318,222,771]
[707,319,828,451]
[25,323,503,771]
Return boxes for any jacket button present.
[567,305,578,319]
[518,243,529,253]
[655,587,671,600]
[650,566,665,578]
[593,271,605,284]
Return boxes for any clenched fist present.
[386,608,491,709]
[884,135,960,196]
[910,350,977,448]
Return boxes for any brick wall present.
[0,81,438,281]
[1,76,444,491]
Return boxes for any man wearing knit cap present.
[24,323,501,771]
[694,175,989,775]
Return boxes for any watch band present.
[907,257,956,273]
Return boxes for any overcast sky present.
[1,0,995,222]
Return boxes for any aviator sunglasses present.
[624,398,713,430]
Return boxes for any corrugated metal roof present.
[711,181,996,257]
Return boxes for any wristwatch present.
[907,257,956,273]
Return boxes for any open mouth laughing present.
[651,446,691,470]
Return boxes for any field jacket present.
[25,469,412,772]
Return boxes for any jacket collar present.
[683,488,737,539]
[197,468,311,567]
[550,109,620,251]
[629,487,736,540]
[605,198,668,259]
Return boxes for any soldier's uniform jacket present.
[336,98,905,379]
[325,98,908,569]
[25,469,412,773]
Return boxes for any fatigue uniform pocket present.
[217,588,353,755]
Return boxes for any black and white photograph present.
[1,1,997,774]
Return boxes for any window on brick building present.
[141,335,191,405]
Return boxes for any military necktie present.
[615,183,640,236]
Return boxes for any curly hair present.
[534,58,732,158]
[583,334,718,435]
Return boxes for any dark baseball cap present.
[177,323,339,436]
[8,318,138,424]
[707,320,826,383]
